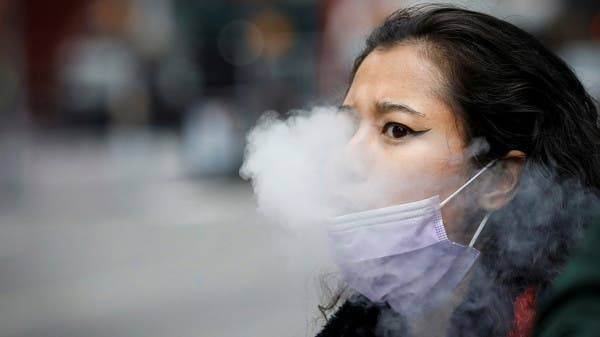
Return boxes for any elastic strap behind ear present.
[441,159,498,207]
[469,212,491,247]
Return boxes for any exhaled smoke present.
[239,106,361,330]
[239,106,357,228]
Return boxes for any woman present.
[316,4,600,337]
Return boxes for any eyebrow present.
[339,101,425,118]
[376,101,425,117]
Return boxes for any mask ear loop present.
[468,212,490,247]
[438,159,498,248]
[440,159,498,207]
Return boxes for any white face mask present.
[327,160,497,316]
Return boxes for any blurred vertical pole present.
[316,0,338,100]
[22,0,89,125]
[0,0,26,125]
[0,0,28,209]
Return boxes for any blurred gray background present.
[0,1,599,336]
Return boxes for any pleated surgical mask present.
[327,160,497,315]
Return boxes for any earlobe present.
[479,150,526,211]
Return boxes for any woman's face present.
[341,43,478,242]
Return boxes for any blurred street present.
[0,131,323,337]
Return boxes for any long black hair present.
[319,4,600,337]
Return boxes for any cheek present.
[370,132,467,204]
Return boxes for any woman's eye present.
[382,122,413,139]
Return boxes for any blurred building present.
[0,0,597,177]
[7,0,597,127]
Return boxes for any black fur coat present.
[315,295,408,337]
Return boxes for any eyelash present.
[381,122,428,141]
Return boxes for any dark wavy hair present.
[319,4,600,337]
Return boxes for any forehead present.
[345,43,448,111]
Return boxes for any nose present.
[338,124,373,182]
[345,119,374,154]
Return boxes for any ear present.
[478,150,526,211]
